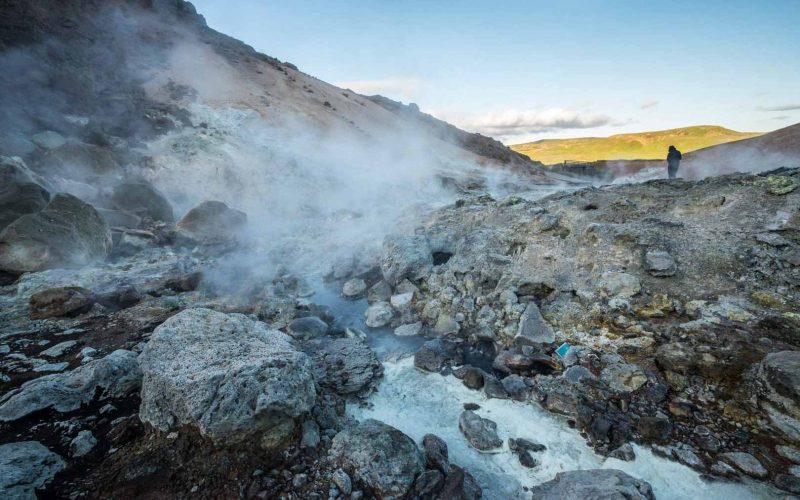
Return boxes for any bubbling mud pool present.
[347,357,780,500]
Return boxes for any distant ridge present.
[511,125,762,165]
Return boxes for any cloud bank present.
[443,107,612,142]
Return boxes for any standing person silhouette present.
[667,145,682,179]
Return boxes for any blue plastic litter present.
[555,342,571,358]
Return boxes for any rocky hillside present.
[511,126,761,165]
[378,166,800,493]
[0,0,546,180]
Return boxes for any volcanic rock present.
[306,337,382,395]
[138,308,316,446]
[414,469,444,498]
[459,410,502,451]
[0,350,141,421]
[414,338,463,372]
[530,469,655,499]
[645,249,677,277]
[367,280,392,303]
[69,430,97,457]
[29,286,94,319]
[395,321,423,337]
[0,441,65,499]
[288,316,329,339]
[37,142,123,182]
[515,301,555,346]
[176,200,247,244]
[422,434,450,473]
[0,156,50,231]
[365,301,394,328]
[719,451,768,478]
[110,179,174,222]
[0,193,111,273]
[440,465,482,500]
[342,278,367,298]
[380,235,432,286]
[329,419,425,500]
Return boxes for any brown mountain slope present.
[0,0,544,179]
[547,123,800,180]
[683,122,800,177]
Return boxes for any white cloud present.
[443,107,612,142]
[640,99,659,110]
[757,103,800,112]
[335,77,423,100]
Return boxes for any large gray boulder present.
[0,193,111,273]
[0,441,65,499]
[176,200,247,244]
[0,350,141,422]
[530,469,655,500]
[329,419,425,500]
[306,338,383,395]
[110,179,174,222]
[380,235,432,286]
[0,156,50,231]
[138,308,316,446]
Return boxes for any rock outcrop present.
[138,308,316,446]
[0,193,111,273]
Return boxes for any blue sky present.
[192,0,800,143]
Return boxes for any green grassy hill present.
[510,125,762,165]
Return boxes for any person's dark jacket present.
[667,148,682,164]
